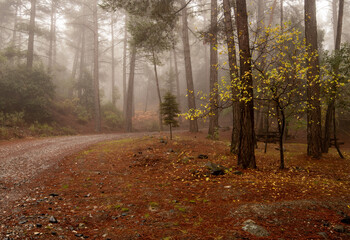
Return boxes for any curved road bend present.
[0,132,156,212]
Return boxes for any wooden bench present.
[256,132,280,144]
[330,138,345,147]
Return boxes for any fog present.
[0,0,349,144]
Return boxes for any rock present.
[333,225,345,233]
[205,162,227,175]
[317,232,329,240]
[75,233,83,237]
[233,171,243,175]
[49,193,59,197]
[36,223,42,228]
[78,223,86,229]
[167,149,174,153]
[51,231,57,236]
[49,216,58,223]
[160,139,167,144]
[341,216,350,224]
[198,154,209,159]
[242,219,269,237]
[18,220,27,224]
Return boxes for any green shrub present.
[101,102,123,129]
[0,127,9,139]
[74,105,91,124]
[29,122,55,136]
[0,65,54,123]
[0,111,25,127]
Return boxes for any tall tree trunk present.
[152,51,164,131]
[123,15,128,116]
[27,0,36,69]
[323,0,344,155]
[332,0,338,47]
[223,0,239,154]
[93,0,101,132]
[305,0,322,158]
[70,38,80,98]
[275,100,286,169]
[208,0,219,138]
[12,0,19,47]
[173,46,181,111]
[257,0,265,30]
[78,28,86,99]
[280,0,283,27]
[125,47,136,132]
[144,78,150,112]
[180,0,198,133]
[235,0,256,169]
[48,0,56,73]
[111,13,116,106]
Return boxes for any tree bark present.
[26,0,36,69]
[173,47,181,111]
[125,47,137,132]
[332,0,338,47]
[152,51,164,131]
[208,0,219,138]
[323,0,344,155]
[78,28,86,99]
[123,15,128,116]
[11,0,19,47]
[48,0,56,73]
[305,0,322,158]
[111,13,116,106]
[93,0,101,132]
[180,0,198,133]
[223,0,239,154]
[235,0,256,169]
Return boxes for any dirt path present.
[0,132,154,212]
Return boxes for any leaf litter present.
[1,131,350,239]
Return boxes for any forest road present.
[0,132,156,213]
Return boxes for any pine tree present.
[160,92,180,140]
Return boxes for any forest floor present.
[1,130,350,240]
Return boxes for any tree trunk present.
[208,0,219,138]
[305,0,322,158]
[48,0,56,73]
[27,0,36,69]
[180,0,198,133]
[276,102,285,169]
[280,0,283,27]
[11,0,19,47]
[332,0,338,47]
[93,0,101,132]
[170,124,173,140]
[173,47,181,111]
[123,15,128,117]
[235,0,256,169]
[70,38,80,98]
[78,28,85,99]
[257,0,265,31]
[144,78,150,112]
[223,0,239,154]
[323,0,344,155]
[125,47,136,132]
[152,51,164,131]
[111,14,116,106]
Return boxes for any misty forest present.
[1,0,350,239]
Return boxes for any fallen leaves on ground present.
[1,132,350,239]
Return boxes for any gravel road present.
[0,132,153,212]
